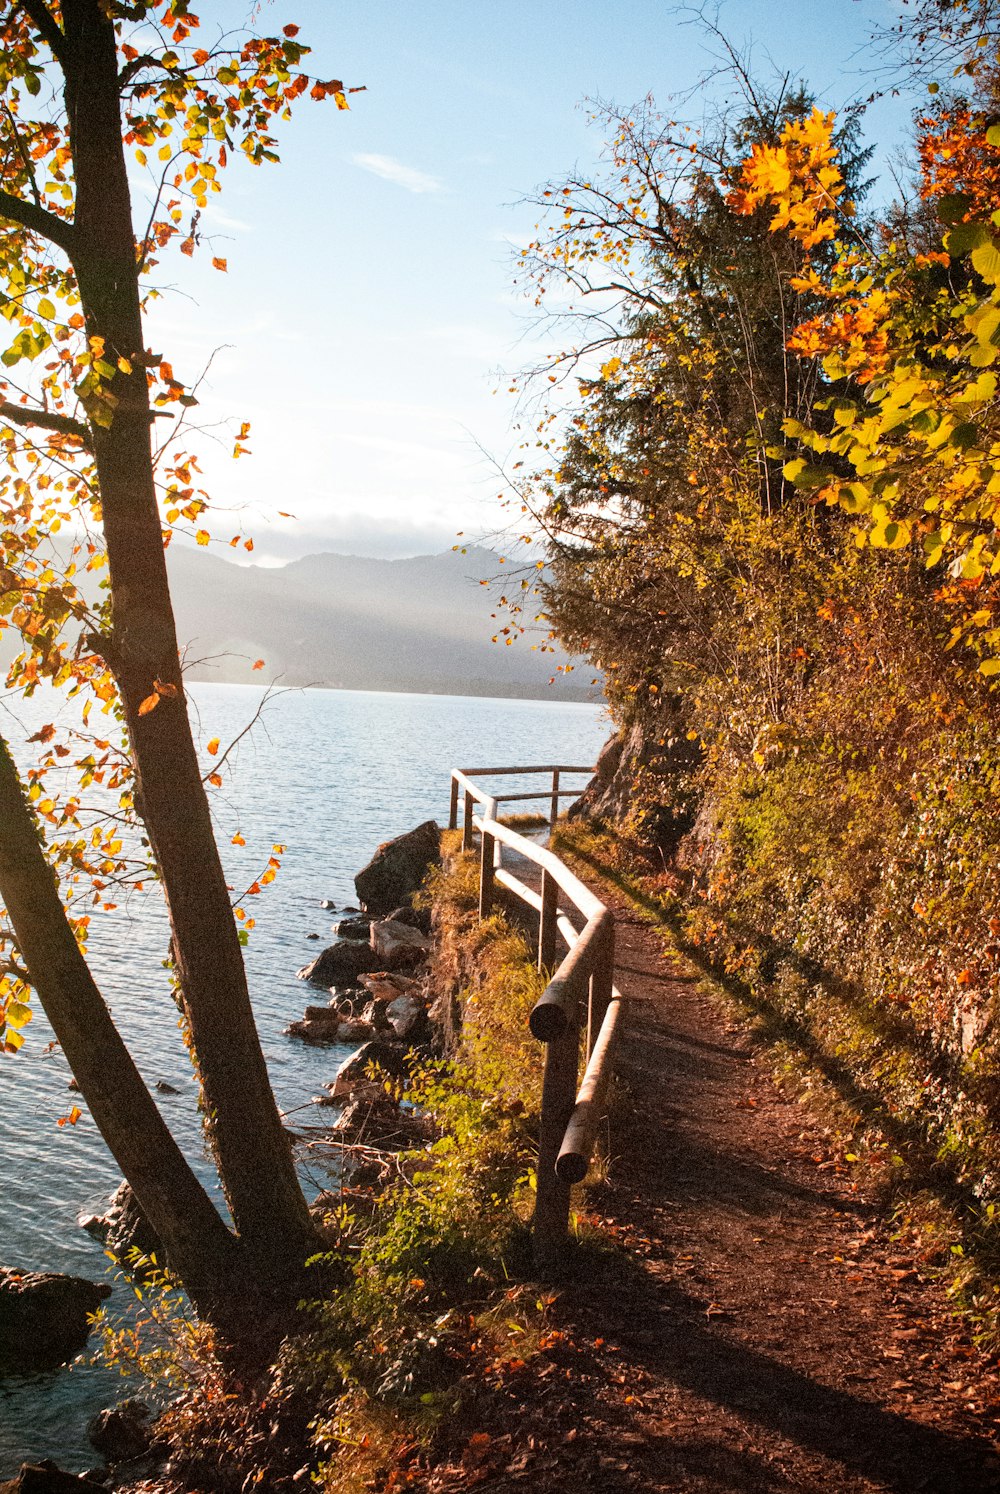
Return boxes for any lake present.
[0,681,608,1473]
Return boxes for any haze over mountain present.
[165,544,598,701]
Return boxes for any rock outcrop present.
[0,1268,111,1373]
[369,918,431,969]
[354,821,440,916]
[79,1181,162,1272]
[569,718,701,847]
[87,1398,154,1463]
[297,940,382,987]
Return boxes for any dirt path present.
[444,887,1000,1493]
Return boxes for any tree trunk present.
[56,0,315,1288]
[0,738,245,1320]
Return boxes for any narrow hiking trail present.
[432,879,1000,1493]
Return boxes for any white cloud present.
[352,153,445,195]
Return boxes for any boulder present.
[81,1181,162,1271]
[370,919,431,970]
[0,1268,111,1373]
[0,1464,106,1494]
[358,971,420,1001]
[287,1006,341,1044]
[87,1399,153,1463]
[333,915,372,940]
[327,1039,409,1098]
[354,821,440,916]
[297,940,382,987]
[385,993,430,1043]
[386,905,432,935]
[154,1079,179,1095]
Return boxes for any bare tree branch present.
[0,400,90,442]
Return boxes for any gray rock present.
[154,1080,179,1095]
[287,1006,341,1045]
[87,1399,153,1463]
[385,993,430,1043]
[306,932,320,940]
[327,1039,409,1097]
[320,899,337,910]
[387,905,432,935]
[354,820,440,916]
[333,915,372,940]
[0,1268,111,1373]
[370,918,431,970]
[297,940,382,987]
[95,1182,162,1270]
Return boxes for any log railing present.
[447,764,623,1270]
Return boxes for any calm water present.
[0,682,608,1472]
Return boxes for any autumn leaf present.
[207,771,222,788]
[207,737,220,755]
[212,257,228,272]
[138,691,160,716]
[196,529,210,546]
[252,658,265,670]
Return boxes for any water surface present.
[0,682,607,1471]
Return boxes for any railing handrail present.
[447,762,622,1272]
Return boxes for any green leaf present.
[938,193,972,225]
[945,220,991,256]
[950,422,979,450]
[971,237,1000,284]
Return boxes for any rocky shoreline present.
[1,820,445,1491]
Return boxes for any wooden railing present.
[447,765,623,1270]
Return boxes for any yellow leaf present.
[196,529,210,546]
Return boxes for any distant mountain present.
[161,544,599,701]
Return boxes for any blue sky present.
[145,1,915,564]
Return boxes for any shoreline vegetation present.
[42,830,582,1491]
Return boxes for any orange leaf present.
[154,680,179,699]
[208,771,222,788]
[138,691,160,716]
[244,538,253,552]
[283,23,299,35]
[957,968,973,985]
[212,257,228,272]
[232,832,246,846]
[252,658,264,670]
[207,737,220,755]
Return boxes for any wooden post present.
[587,922,615,1060]
[462,789,474,852]
[479,827,495,919]
[533,1009,579,1275]
[549,768,561,831]
[448,775,459,830]
[538,867,558,974]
